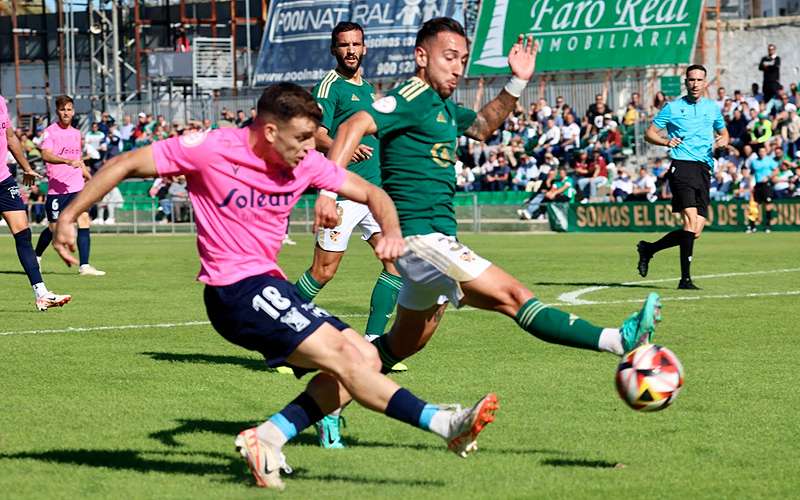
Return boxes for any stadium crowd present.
[451,78,800,221]
[3,106,258,225]
[5,78,800,226]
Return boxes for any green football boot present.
[620,292,662,353]
[315,414,346,449]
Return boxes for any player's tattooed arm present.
[465,35,538,141]
[464,91,519,141]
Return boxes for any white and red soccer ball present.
[616,344,684,412]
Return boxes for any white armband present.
[504,77,529,98]
[319,189,338,200]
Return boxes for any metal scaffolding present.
[8,0,267,123]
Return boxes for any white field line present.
[557,268,800,305]
[2,288,799,337]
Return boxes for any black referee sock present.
[647,229,683,255]
[679,230,695,281]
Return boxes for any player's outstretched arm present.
[53,146,158,266]
[465,35,538,141]
[336,170,404,261]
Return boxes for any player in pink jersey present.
[52,83,498,490]
[34,95,105,276]
[0,94,71,310]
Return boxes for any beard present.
[336,53,362,75]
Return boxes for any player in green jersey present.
[321,18,664,387]
[295,21,406,449]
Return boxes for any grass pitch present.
[1,231,799,499]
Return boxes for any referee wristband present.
[319,189,338,200]
[504,77,529,98]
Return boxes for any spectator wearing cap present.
[610,169,633,202]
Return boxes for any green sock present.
[365,270,403,335]
[515,298,602,351]
[295,270,323,302]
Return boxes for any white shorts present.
[396,233,492,311]
[316,199,382,252]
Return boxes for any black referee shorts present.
[753,182,773,204]
[667,160,710,218]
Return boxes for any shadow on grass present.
[0,270,26,276]
[141,352,267,372]
[0,449,237,477]
[0,449,444,487]
[346,436,566,457]
[151,418,566,459]
[532,281,664,289]
[542,458,622,468]
[289,467,445,487]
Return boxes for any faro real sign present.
[468,0,704,75]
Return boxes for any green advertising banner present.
[468,0,704,75]
[547,200,800,232]
[660,75,682,97]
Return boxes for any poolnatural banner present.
[547,200,800,232]
[468,0,703,75]
[254,0,460,85]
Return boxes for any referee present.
[637,65,729,289]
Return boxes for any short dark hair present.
[55,95,73,109]
[686,64,707,76]
[331,22,364,49]
[415,17,466,48]
[256,83,321,125]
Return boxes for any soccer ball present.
[616,344,684,412]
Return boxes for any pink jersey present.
[42,122,84,195]
[152,127,346,286]
[0,96,10,182]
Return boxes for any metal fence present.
[22,194,548,235]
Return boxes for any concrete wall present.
[703,16,800,94]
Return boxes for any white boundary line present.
[2,287,800,337]
[558,268,800,305]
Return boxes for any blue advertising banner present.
[254,0,460,86]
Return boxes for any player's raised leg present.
[218,294,498,489]
[460,264,661,355]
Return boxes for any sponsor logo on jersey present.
[436,112,447,123]
[57,146,82,156]
[430,142,455,168]
[351,94,360,101]
[218,187,292,209]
